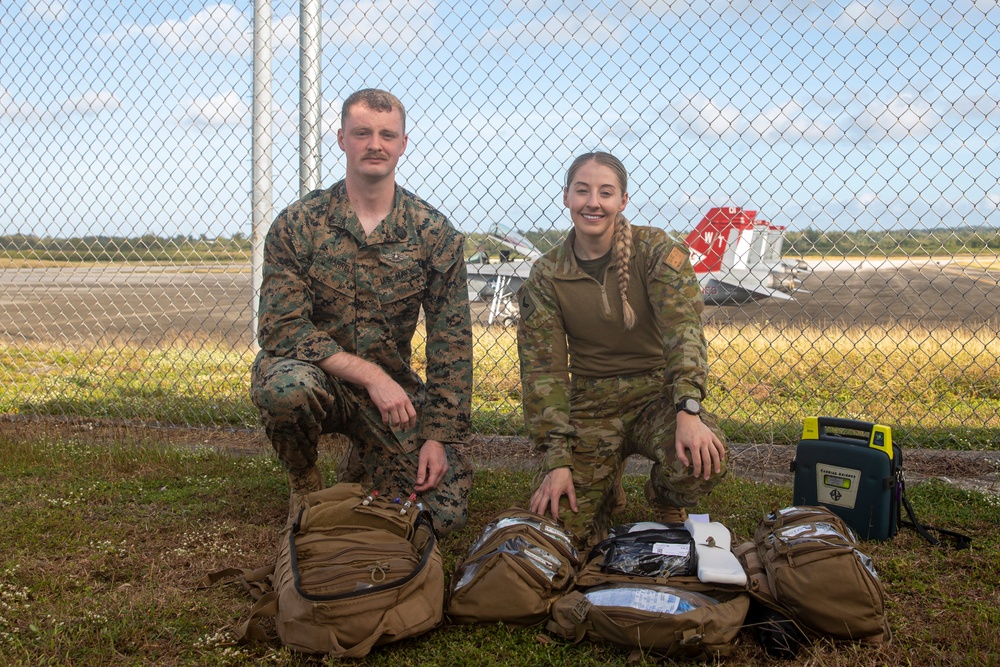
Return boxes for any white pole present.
[251,0,273,349]
[299,0,322,196]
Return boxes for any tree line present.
[3,226,998,264]
[783,226,1000,257]
[0,233,252,263]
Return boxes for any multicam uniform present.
[516,221,727,547]
[251,180,474,536]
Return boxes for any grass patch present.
[2,319,999,449]
[1,432,998,666]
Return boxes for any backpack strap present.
[899,482,972,549]
[237,591,279,643]
[195,564,275,600]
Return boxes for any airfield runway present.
[1,257,997,345]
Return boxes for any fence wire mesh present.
[1,1,998,449]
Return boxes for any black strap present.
[899,482,972,550]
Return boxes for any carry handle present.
[802,417,893,460]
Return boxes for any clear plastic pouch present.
[453,535,563,592]
[468,515,575,555]
[583,583,719,614]
[600,527,696,578]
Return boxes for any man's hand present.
[675,412,725,480]
[318,352,416,429]
[364,372,417,430]
[415,439,448,492]
[529,466,577,521]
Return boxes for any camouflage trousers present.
[250,352,472,537]
[533,371,728,549]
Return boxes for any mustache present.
[362,151,388,160]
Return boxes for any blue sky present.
[2,0,999,240]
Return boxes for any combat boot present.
[645,478,688,525]
[652,504,689,525]
[288,465,324,523]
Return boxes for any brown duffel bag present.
[546,522,750,660]
[200,483,444,657]
[447,508,580,626]
[733,505,892,649]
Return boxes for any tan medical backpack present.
[201,483,444,657]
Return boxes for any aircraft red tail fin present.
[684,207,758,273]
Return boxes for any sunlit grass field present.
[1,320,998,450]
[0,433,997,666]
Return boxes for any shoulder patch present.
[518,287,537,321]
[665,246,686,272]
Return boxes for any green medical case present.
[791,417,900,541]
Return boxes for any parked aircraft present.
[466,222,539,325]
[685,206,807,306]
[468,207,806,324]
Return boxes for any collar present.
[326,180,409,245]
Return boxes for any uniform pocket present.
[372,251,424,321]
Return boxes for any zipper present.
[297,545,419,595]
[599,282,611,318]
[290,515,437,602]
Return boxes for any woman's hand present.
[675,412,725,480]
[529,467,577,521]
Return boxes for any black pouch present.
[594,525,697,578]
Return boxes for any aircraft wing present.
[699,271,794,306]
[466,259,533,302]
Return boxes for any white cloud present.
[321,98,344,136]
[665,91,938,145]
[0,88,119,122]
[475,2,637,49]
[181,91,249,126]
[856,94,937,141]
[670,93,748,141]
[0,86,41,121]
[856,191,878,206]
[835,0,916,32]
[949,93,1000,125]
[154,4,251,56]
[751,101,843,143]
[19,0,70,23]
[326,0,439,52]
[117,0,436,58]
[61,91,121,115]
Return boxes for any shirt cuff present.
[541,447,574,472]
[672,380,703,402]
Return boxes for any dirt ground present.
[3,415,998,497]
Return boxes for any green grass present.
[2,318,998,450]
[1,431,998,666]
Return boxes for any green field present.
[2,319,998,450]
[0,432,996,666]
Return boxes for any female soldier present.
[518,151,727,548]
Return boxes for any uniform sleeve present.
[644,232,709,402]
[419,222,473,444]
[516,269,575,472]
[256,203,344,362]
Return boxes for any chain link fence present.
[1,1,998,449]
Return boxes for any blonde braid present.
[612,214,636,330]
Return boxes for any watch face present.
[679,398,701,415]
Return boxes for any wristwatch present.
[676,397,702,416]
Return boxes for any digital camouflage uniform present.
[516,221,727,548]
[251,180,474,536]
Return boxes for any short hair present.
[342,89,406,132]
